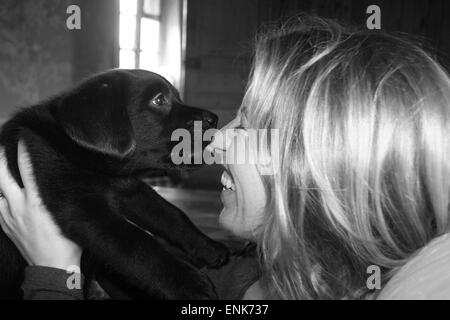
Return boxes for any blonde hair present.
[242,16,450,299]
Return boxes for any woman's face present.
[206,113,267,239]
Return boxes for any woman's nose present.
[205,116,241,155]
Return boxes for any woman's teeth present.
[221,171,236,191]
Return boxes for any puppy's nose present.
[202,111,218,128]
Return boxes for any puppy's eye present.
[150,93,168,106]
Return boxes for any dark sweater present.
[21,245,260,300]
[21,266,85,300]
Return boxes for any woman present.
[1,16,450,299]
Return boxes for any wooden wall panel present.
[184,0,258,127]
[183,0,449,189]
[185,0,450,125]
[256,0,450,62]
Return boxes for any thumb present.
[17,140,39,198]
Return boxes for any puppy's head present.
[54,69,218,174]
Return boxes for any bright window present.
[119,0,161,71]
[119,0,185,92]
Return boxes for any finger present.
[0,197,11,233]
[0,195,32,264]
[0,196,31,263]
[17,141,39,199]
[0,147,24,203]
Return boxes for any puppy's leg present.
[60,208,217,299]
[116,181,229,268]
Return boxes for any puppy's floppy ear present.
[54,82,136,158]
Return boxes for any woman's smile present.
[220,170,236,191]
[219,170,238,217]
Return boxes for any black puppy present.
[0,69,229,299]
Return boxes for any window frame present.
[120,0,161,69]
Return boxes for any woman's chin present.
[219,188,257,239]
[219,207,252,239]
[219,191,240,232]
[218,203,236,228]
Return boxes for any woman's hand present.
[0,141,82,270]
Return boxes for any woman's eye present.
[150,93,168,106]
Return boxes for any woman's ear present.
[54,82,136,158]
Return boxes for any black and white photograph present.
[0,0,449,308]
